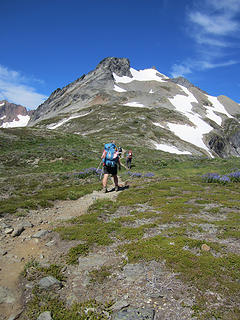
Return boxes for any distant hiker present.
[126,150,133,169]
[118,146,122,158]
[101,141,121,193]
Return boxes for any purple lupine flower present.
[202,173,221,183]
[132,173,142,177]
[144,172,155,177]
[228,171,240,182]
[219,175,230,184]
[73,172,80,176]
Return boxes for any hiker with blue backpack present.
[101,141,121,193]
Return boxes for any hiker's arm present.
[101,150,106,159]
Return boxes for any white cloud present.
[171,58,237,78]
[194,34,229,47]
[171,63,192,78]
[209,0,240,12]
[0,65,47,109]
[171,0,240,77]
[198,59,237,69]
[189,11,238,36]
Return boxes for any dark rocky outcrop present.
[96,57,132,78]
[207,118,240,158]
[208,135,227,157]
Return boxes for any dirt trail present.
[0,179,123,320]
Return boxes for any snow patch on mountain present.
[168,120,213,156]
[170,85,198,113]
[113,85,127,93]
[0,102,5,107]
[204,95,233,125]
[124,102,146,108]
[48,112,92,130]
[168,85,214,156]
[113,67,168,84]
[1,115,30,128]
[204,107,222,125]
[154,142,192,155]
[152,122,165,128]
[0,115,6,120]
[166,86,236,155]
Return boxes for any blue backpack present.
[103,143,119,167]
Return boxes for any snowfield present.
[152,122,165,128]
[47,112,92,130]
[113,85,127,93]
[166,85,234,156]
[124,102,146,108]
[204,94,233,125]
[1,115,30,128]
[113,67,168,84]
[154,142,192,155]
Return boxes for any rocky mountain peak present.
[0,100,33,128]
[96,57,132,77]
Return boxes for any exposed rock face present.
[0,100,33,128]
[27,57,240,158]
[170,76,195,89]
[229,130,240,153]
[96,57,132,77]
[170,76,207,93]
[28,57,132,125]
[207,118,240,158]
[209,135,227,158]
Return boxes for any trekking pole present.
[99,163,103,181]
[96,160,102,171]
[120,162,128,170]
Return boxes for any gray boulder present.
[12,226,25,237]
[38,276,62,290]
[0,286,15,304]
[32,230,48,238]
[37,311,52,320]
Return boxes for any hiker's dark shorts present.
[103,165,117,176]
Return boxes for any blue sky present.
[0,0,240,109]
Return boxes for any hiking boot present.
[102,187,107,193]
[115,185,119,192]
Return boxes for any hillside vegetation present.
[0,127,239,320]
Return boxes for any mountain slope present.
[28,57,240,158]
